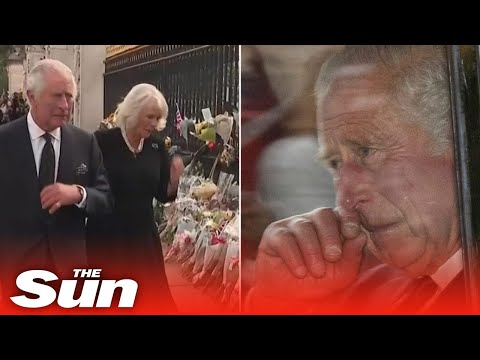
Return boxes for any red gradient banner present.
[242,284,476,315]
[0,258,240,315]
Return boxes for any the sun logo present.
[10,269,138,308]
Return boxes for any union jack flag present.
[175,103,182,135]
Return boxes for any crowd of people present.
[0,91,30,125]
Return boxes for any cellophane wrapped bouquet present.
[160,108,239,312]
[99,112,117,130]
[161,167,239,312]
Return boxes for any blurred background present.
[241,45,345,303]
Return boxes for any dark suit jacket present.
[329,264,468,314]
[0,116,113,288]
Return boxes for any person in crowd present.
[87,83,184,314]
[0,98,9,124]
[0,59,113,306]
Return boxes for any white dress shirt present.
[27,112,87,207]
[431,248,463,291]
[419,248,463,311]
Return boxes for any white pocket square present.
[76,163,88,175]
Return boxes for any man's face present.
[28,71,74,131]
[318,68,459,277]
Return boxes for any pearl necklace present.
[121,126,144,155]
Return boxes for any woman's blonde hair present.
[115,83,169,131]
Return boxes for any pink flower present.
[211,236,226,245]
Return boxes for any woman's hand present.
[167,154,185,197]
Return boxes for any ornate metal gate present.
[104,45,239,153]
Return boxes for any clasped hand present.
[40,183,82,214]
[255,207,368,303]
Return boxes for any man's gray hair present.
[115,83,169,131]
[315,45,452,155]
[25,59,77,103]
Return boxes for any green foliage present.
[0,46,21,93]
[0,45,15,59]
[153,202,164,225]
[0,68,7,93]
[0,46,13,93]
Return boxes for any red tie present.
[395,276,439,314]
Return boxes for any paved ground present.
[165,261,229,315]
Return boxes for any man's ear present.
[26,90,35,105]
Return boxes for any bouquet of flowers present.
[160,170,239,312]
[164,214,196,262]
[99,112,117,130]
[159,107,239,312]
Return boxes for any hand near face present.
[252,207,367,312]
[40,183,83,214]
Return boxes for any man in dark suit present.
[247,45,467,315]
[0,59,113,305]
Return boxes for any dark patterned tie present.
[38,133,55,190]
[395,276,439,313]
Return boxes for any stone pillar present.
[24,45,46,89]
[7,62,24,93]
[25,45,106,132]
[72,45,81,127]
[78,45,106,133]
[46,45,75,69]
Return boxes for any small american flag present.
[175,103,182,135]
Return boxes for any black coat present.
[0,116,113,293]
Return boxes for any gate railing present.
[104,45,239,153]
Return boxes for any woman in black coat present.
[87,84,184,313]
